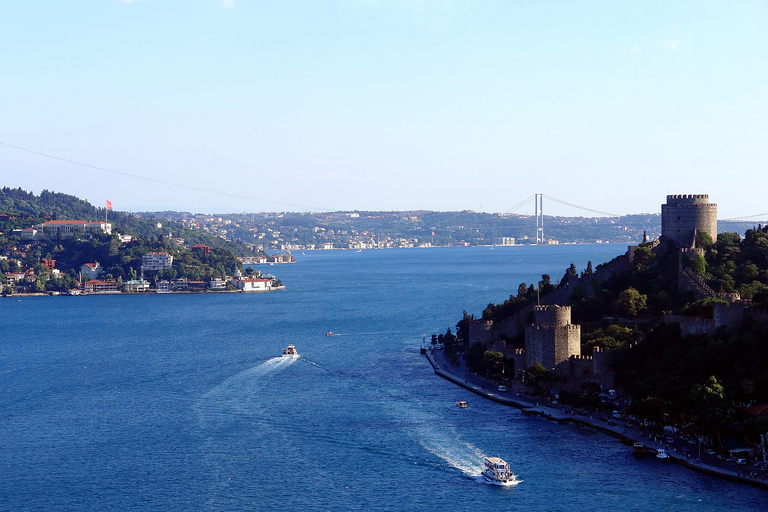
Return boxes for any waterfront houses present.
[233,278,274,292]
[83,279,120,294]
[123,279,150,293]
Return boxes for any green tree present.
[614,287,647,317]
[691,376,728,447]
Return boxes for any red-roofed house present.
[191,244,210,256]
[744,403,768,420]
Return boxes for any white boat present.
[656,449,670,460]
[481,457,520,486]
[281,344,299,358]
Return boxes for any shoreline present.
[2,286,286,298]
[424,347,768,490]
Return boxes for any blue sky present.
[1,1,766,218]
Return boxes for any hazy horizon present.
[2,1,766,219]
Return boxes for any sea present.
[1,245,765,511]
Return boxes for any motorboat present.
[326,332,339,336]
[456,400,468,408]
[281,344,299,358]
[656,449,670,460]
[481,457,520,486]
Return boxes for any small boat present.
[456,400,468,408]
[281,344,299,358]
[656,449,670,460]
[326,332,340,336]
[634,442,644,455]
[481,457,520,486]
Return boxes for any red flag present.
[106,200,112,210]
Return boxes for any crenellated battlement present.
[666,194,710,204]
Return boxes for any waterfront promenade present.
[424,347,768,490]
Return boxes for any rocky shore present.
[424,347,768,490]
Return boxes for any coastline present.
[424,347,768,490]
[1,286,286,298]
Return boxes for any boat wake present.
[195,356,298,427]
[408,427,485,477]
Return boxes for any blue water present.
[1,246,765,511]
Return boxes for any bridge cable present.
[0,140,331,212]
[542,194,620,217]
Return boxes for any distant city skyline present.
[1,1,766,219]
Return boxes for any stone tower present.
[661,194,718,248]
[525,305,580,370]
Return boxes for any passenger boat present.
[633,442,644,455]
[656,449,670,460]
[481,457,520,486]
[456,400,468,408]
[281,344,299,358]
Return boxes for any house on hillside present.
[141,252,173,271]
[80,262,104,280]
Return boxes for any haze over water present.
[2,246,765,511]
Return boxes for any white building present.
[233,278,273,292]
[209,278,227,290]
[35,220,112,237]
[123,279,150,293]
[141,252,173,271]
[80,262,104,279]
[21,228,38,240]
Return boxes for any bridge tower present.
[535,193,544,243]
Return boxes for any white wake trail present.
[195,356,298,427]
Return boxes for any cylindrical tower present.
[661,194,718,247]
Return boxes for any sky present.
[1,1,766,218]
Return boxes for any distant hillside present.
[0,187,255,256]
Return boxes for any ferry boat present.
[633,442,644,455]
[281,344,299,358]
[481,457,520,486]
[656,448,670,460]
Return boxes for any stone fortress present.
[468,193,752,392]
[661,194,718,248]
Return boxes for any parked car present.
[706,449,716,455]
[737,458,747,465]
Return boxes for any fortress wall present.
[663,314,715,336]
[714,302,744,334]
[468,319,494,346]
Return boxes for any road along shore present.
[424,347,768,490]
